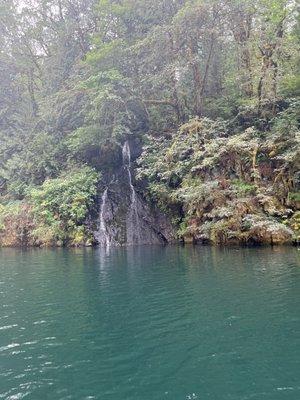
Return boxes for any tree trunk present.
[168,30,185,123]
[188,38,203,117]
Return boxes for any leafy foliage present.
[137,107,299,243]
[0,0,298,245]
[29,167,99,246]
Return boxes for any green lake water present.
[0,246,300,400]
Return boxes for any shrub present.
[29,166,99,246]
[0,202,36,246]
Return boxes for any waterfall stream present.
[94,141,172,246]
[99,187,110,247]
[122,141,141,244]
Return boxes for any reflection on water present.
[0,245,299,400]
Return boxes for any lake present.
[0,246,299,400]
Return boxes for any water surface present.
[0,246,299,399]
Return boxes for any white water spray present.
[99,187,110,247]
[122,141,141,244]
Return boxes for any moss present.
[178,220,188,237]
[289,192,300,202]
[232,180,257,196]
[286,212,300,242]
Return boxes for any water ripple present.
[0,246,299,400]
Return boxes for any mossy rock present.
[244,215,294,244]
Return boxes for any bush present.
[29,166,99,246]
[0,202,36,246]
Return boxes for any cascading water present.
[122,141,141,244]
[93,142,171,247]
[98,187,110,247]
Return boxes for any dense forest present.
[0,0,299,247]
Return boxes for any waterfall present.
[122,141,141,244]
[99,187,110,247]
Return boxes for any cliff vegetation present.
[0,0,299,246]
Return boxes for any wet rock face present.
[94,178,175,246]
[93,140,176,246]
[127,194,175,245]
